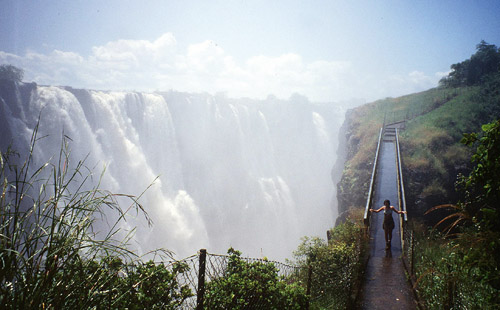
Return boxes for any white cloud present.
[0,32,441,102]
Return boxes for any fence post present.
[306,264,313,310]
[196,249,207,310]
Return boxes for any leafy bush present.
[204,248,308,309]
[292,214,367,309]
[459,120,500,232]
[413,120,500,309]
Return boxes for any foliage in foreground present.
[0,132,191,309]
[204,248,308,310]
[292,211,367,310]
[412,225,500,309]
[414,120,500,309]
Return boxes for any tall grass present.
[410,224,500,309]
[0,125,188,308]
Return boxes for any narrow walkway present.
[358,139,417,309]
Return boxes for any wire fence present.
[309,233,366,310]
[401,226,500,309]
[172,250,305,309]
[140,242,367,309]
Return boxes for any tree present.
[0,64,24,82]
[439,41,500,87]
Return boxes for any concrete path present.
[358,141,417,310]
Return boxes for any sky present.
[1,0,500,103]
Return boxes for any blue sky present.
[1,0,500,102]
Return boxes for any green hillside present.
[336,41,500,308]
[337,87,474,218]
[337,42,500,223]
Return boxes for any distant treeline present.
[439,40,500,87]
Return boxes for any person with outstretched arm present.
[370,199,407,250]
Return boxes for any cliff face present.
[0,79,38,153]
[329,109,350,218]
[333,105,380,225]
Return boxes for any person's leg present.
[384,229,390,249]
[385,228,394,249]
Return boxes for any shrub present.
[203,248,308,309]
[292,215,367,309]
[413,228,500,309]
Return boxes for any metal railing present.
[395,128,408,222]
[395,129,408,250]
[363,128,384,230]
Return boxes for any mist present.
[0,82,346,261]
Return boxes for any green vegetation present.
[204,248,308,309]
[401,43,500,220]
[201,211,367,310]
[338,41,500,220]
[411,120,500,309]
[410,224,499,309]
[337,86,465,214]
[337,41,500,309]
[459,120,500,234]
[439,40,500,87]
[403,44,500,308]
[0,129,192,308]
[0,64,24,82]
[4,123,363,309]
[292,210,367,309]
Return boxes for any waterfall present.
[0,81,344,260]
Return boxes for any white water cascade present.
[0,82,344,260]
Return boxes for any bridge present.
[358,121,419,309]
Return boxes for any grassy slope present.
[337,86,495,222]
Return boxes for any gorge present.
[0,80,346,260]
